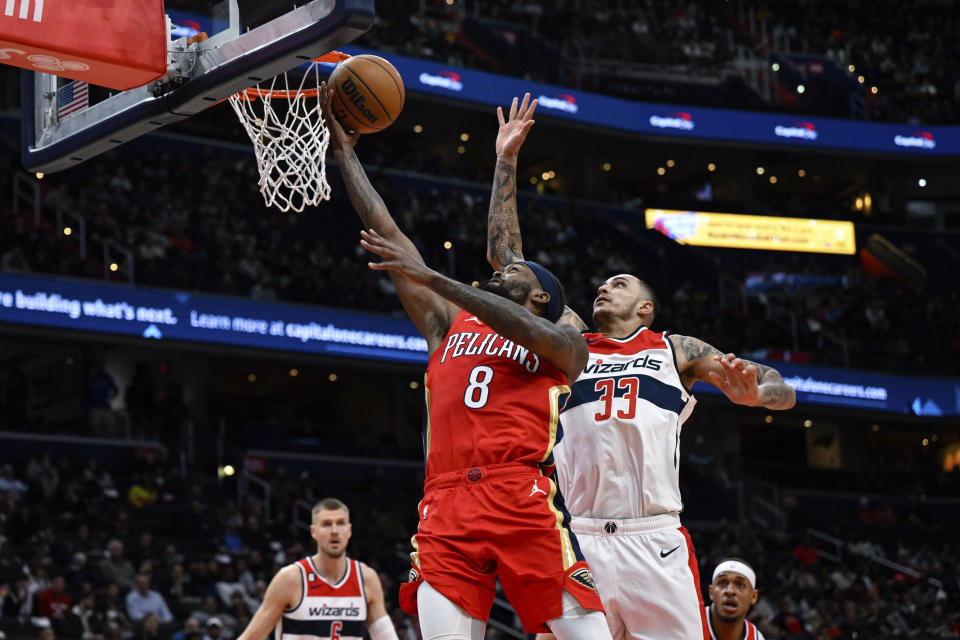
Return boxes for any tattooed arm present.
[487,95,589,334]
[322,84,456,354]
[362,230,588,381]
[668,335,796,410]
[486,94,534,271]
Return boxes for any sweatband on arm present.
[368,615,400,640]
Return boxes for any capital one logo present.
[775,122,818,140]
[894,131,936,149]
[418,71,463,92]
[4,0,43,22]
[537,93,579,114]
[0,49,89,72]
[649,112,695,130]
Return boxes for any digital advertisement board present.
[645,209,857,254]
[1,273,956,416]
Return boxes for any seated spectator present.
[135,612,162,640]
[171,617,201,640]
[99,541,135,591]
[124,575,173,625]
[35,576,71,620]
[201,617,224,640]
[0,465,27,501]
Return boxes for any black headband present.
[517,261,564,323]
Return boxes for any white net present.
[228,61,331,213]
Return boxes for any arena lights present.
[409,381,419,390]
[666,159,676,168]
[460,133,469,142]
[922,438,930,447]
[858,75,865,84]
[328,373,338,382]
[871,86,879,94]
[413,124,423,133]
[457,145,466,154]
[771,63,780,71]
[289,368,298,377]
[529,176,538,184]
[803,419,813,428]
[36,172,44,179]
[918,178,927,187]
[109,263,119,272]
[223,465,236,476]
[796,85,805,94]
[769,176,778,184]
[848,64,856,72]
[707,163,716,172]
[798,169,806,177]
[657,167,666,176]
[602,162,612,171]
[63,227,72,236]
[443,241,453,250]
[756,166,765,175]
[247,373,256,382]
[764,416,773,424]
[872,424,880,431]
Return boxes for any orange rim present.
[232,51,350,100]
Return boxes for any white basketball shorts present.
[570,513,709,640]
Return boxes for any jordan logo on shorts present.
[529,479,547,497]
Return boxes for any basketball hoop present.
[228,51,350,213]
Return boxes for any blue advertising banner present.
[692,362,960,418]
[1,272,957,416]
[336,45,960,157]
[0,273,427,364]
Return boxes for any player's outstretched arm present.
[236,565,300,640]
[669,335,796,410]
[487,93,535,271]
[321,83,456,353]
[363,229,588,381]
[361,564,399,640]
[487,94,588,332]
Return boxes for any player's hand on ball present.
[708,353,761,406]
[361,229,433,285]
[320,82,359,152]
[496,92,537,159]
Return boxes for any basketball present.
[328,54,405,134]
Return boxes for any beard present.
[320,546,346,559]
[713,605,743,624]
[480,278,530,306]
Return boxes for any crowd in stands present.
[0,452,957,639]
[1,139,957,376]
[366,0,960,123]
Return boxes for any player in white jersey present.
[706,559,765,640]
[486,94,796,640]
[236,498,399,640]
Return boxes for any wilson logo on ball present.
[339,77,379,124]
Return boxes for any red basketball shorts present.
[398,462,604,634]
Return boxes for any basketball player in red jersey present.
[488,95,795,640]
[706,559,765,640]
[235,498,398,640]
[320,84,612,640]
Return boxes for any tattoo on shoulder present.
[560,308,588,332]
[674,335,723,362]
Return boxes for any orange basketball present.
[328,55,405,134]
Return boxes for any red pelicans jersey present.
[276,557,367,640]
[554,327,696,518]
[423,311,571,479]
[706,606,766,640]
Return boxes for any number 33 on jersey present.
[423,311,571,479]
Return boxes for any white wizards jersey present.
[554,326,696,518]
[276,557,367,640]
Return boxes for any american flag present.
[57,80,89,119]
